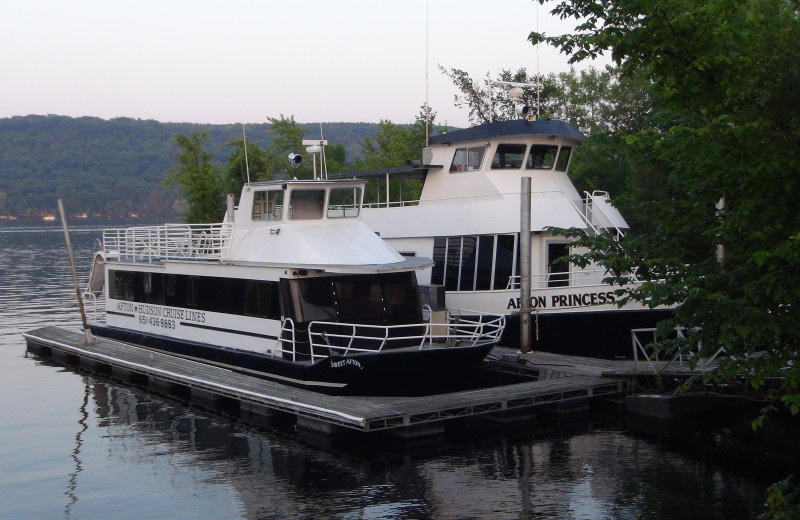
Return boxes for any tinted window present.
[491,144,526,169]
[450,146,487,173]
[555,147,572,171]
[526,145,559,169]
[327,187,361,218]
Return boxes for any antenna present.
[241,123,251,184]
[425,0,430,147]
[319,122,328,180]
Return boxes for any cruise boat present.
[82,179,505,394]
[333,117,672,358]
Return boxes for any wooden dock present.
[22,326,636,436]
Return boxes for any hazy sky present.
[1,0,601,128]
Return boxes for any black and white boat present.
[83,178,505,394]
[333,116,671,358]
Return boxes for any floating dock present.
[23,326,710,437]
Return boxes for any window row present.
[251,187,362,222]
[430,236,573,291]
[110,270,281,319]
[431,235,519,291]
[449,144,572,173]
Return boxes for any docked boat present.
[82,179,505,394]
[333,117,672,358]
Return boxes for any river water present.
[0,219,784,519]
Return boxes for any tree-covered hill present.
[0,115,380,217]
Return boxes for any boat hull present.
[501,308,674,359]
[90,324,496,395]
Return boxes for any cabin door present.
[547,243,570,287]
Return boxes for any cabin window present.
[555,146,572,171]
[450,145,487,173]
[252,190,284,221]
[491,144,527,169]
[494,234,517,289]
[289,189,325,220]
[187,277,199,307]
[332,276,387,324]
[327,187,361,218]
[476,235,496,290]
[526,144,559,169]
[445,237,462,291]
[295,278,338,321]
[110,270,135,301]
[140,272,162,304]
[459,236,478,290]
[244,280,281,318]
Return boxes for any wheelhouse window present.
[491,144,526,169]
[555,146,572,171]
[327,186,361,218]
[289,189,324,220]
[450,145,487,173]
[252,190,284,221]
[526,144,559,169]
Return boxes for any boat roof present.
[428,118,587,145]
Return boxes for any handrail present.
[631,327,725,376]
[584,190,626,239]
[505,269,639,290]
[270,310,505,363]
[102,223,233,263]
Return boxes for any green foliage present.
[439,67,551,125]
[164,132,224,223]
[0,115,382,217]
[536,0,800,413]
[760,475,800,519]
[355,106,443,204]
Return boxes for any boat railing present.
[102,223,233,262]
[583,190,626,239]
[631,327,725,375]
[362,200,420,209]
[505,269,638,290]
[273,311,506,363]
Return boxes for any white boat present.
[83,179,505,394]
[333,118,671,358]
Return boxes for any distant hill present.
[0,115,381,218]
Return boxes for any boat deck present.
[23,326,636,434]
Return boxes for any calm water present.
[0,219,779,519]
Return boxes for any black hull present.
[90,325,495,396]
[501,308,674,359]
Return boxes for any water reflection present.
[1,219,772,520]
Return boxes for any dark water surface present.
[0,219,779,519]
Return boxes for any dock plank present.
[24,326,627,432]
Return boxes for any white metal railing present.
[102,223,233,263]
[362,200,420,209]
[505,269,640,290]
[584,190,626,239]
[273,310,505,363]
[632,327,725,375]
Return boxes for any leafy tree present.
[164,132,224,222]
[355,105,443,204]
[440,67,557,125]
[532,0,800,416]
[221,137,271,196]
[265,115,312,180]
